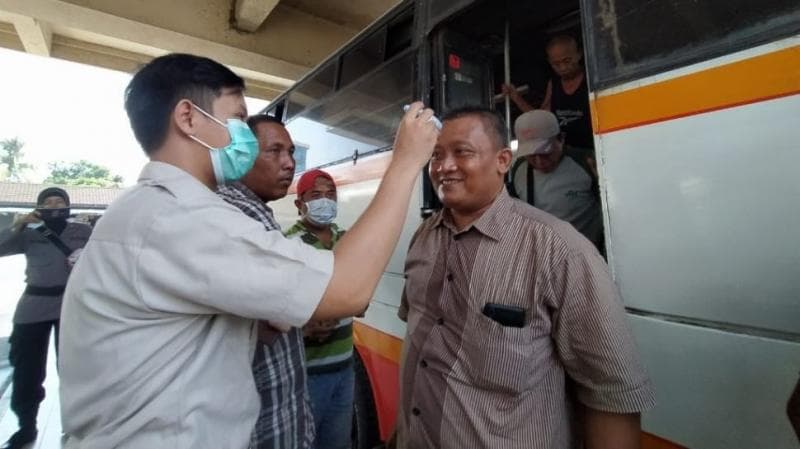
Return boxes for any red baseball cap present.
[296,169,335,198]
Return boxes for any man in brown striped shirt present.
[395,107,655,449]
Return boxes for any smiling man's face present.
[429,115,510,218]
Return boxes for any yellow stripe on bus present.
[591,45,800,134]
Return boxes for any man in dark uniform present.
[0,187,91,449]
[502,34,594,150]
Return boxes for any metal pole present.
[504,19,512,145]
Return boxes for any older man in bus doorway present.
[395,106,655,449]
[285,169,354,449]
[216,114,314,449]
[509,109,604,251]
[0,187,91,449]
[502,34,594,151]
[57,53,439,449]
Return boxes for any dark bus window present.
[386,9,414,59]
[285,50,414,171]
[585,0,800,89]
[286,61,337,121]
[340,28,388,87]
[428,0,475,31]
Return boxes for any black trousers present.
[8,320,59,431]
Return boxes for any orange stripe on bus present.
[642,432,688,449]
[591,45,800,134]
[353,321,403,364]
[288,152,393,194]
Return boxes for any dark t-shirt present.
[551,75,594,149]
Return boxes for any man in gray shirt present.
[510,110,604,251]
[0,187,91,449]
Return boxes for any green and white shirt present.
[285,221,353,374]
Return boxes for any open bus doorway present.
[428,0,605,254]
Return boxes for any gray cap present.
[514,110,560,157]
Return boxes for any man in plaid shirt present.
[217,114,314,449]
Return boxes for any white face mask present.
[303,198,337,225]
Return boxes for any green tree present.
[0,137,33,182]
[45,160,124,187]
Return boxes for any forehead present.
[438,116,495,149]
[255,122,291,142]
[547,41,579,57]
[40,195,66,204]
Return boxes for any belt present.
[24,285,66,296]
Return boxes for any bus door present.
[432,29,494,113]
[420,28,495,216]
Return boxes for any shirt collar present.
[433,188,512,242]
[137,161,217,203]
[218,182,273,209]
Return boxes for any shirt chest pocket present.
[460,312,537,395]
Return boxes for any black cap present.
[37,187,70,206]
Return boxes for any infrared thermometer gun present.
[403,104,442,131]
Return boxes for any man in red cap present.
[285,169,353,449]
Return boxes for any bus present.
[262,1,800,448]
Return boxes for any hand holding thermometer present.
[403,104,442,131]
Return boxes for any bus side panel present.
[598,83,800,334]
[631,315,800,449]
[593,41,800,448]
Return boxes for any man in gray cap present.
[510,109,603,250]
[0,187,91,449]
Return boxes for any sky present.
[0,48,269,187]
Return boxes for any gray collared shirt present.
[59,162,333,449]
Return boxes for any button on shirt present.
[59,162,333,449]
[397,190,654,449]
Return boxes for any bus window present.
[386,7,414,59]
[285,50,414,170]
[263,98,284,119]
[427,0,478,31]
[286,61,337,122]
[293,143,308,174]
[340,28,388,88]
[585,0,800,88]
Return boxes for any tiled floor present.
[0,343,63,449]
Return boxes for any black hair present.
[246,114,285,133]
[441,106,509,149]
[124,53,245,155]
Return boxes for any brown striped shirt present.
[396,189,655,449]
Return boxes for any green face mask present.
[189,104,259,185]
